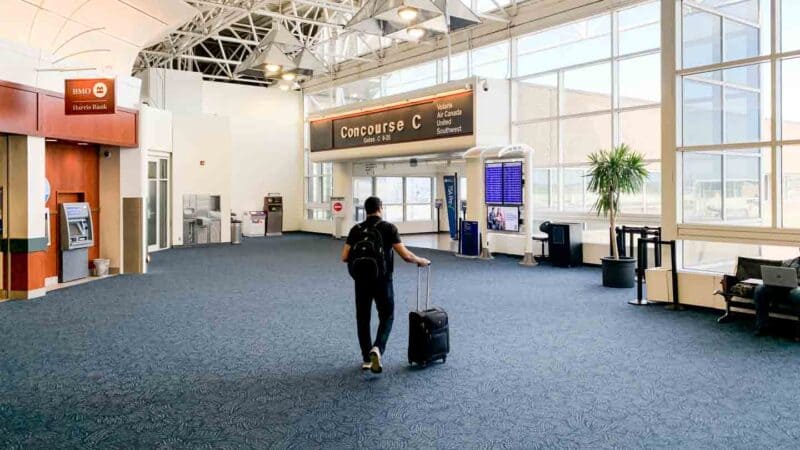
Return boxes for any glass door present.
[147,156,170,252]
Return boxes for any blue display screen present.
[484,163,504,204]
[502,162,523,205]
[485,162,523,205]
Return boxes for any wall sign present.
[310,91,473,152]
[330,197,346,218]
[64,78,116,115]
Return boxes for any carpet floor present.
[1,234,798,449]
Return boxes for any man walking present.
[342,196,431,373]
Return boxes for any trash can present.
[92,258,110,277]
[231,220,242,245]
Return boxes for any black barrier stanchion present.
[663,241,684,311]
[614,226,663,262]
[629,238,649,305]
[628,238,682,310]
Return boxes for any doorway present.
[147,155,170,252]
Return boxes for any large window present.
[405,177,434,221]
[305,153,332,221]
[677,0,800,232]
[306,40,511,114]
[375,177,404,222]
[513,1,661,238]
[356,175,437,223]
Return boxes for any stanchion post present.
[629,237,650,305]
[653,227,662,267]
[664,240,684,311]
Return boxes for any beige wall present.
[99,147,122,271]
[171,113,233,246]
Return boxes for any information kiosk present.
[59,202,94,282]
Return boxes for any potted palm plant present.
[586,143,649,288]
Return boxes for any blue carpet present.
[0,234,799,448]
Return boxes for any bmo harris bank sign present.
[310,91,473,152]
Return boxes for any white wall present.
[137,69,304,240]
[140,69,203,114]
[475,79,511,147]
[201,81,303,230]
[171,113,233,246]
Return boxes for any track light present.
[398,6,418,21]
[281,72,296,81]
[264,63,281,73]
[407,27,426,40]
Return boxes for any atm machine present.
[264,195,283,236]
[59,202,94,282]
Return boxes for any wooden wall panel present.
[0,83,38,135]
[0,80,137,148]
[45,142,101,279]
[39,94,137,147]
[9,251,47,291]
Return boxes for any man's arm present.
[393,243,430,266]
[341,244,351,263]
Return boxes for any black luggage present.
[408,265,449,366]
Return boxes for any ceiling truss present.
[134,0,512,88]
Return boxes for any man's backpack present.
[348,221,386,282]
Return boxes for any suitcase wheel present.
[441,356,446,363]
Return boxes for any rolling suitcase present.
[408,265,449,366]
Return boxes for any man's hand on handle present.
[393,242,431,267]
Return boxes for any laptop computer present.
[761,266,799,288]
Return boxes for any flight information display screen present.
[484,163,504,204]
[502,162,523,205]
[485,162,523,205]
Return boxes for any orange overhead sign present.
[64,78,116,115]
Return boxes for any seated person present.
[752,256,800,335]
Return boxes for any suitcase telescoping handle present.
[416,265,432,311]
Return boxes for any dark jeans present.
[753,285,800,330]
[354,279,395,362]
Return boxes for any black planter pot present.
[601,256,636,288]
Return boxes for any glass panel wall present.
[305,151,333,221]
[675,0,800,271]
[513,1,661,242]
[676,0,800,232]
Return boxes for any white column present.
[99,146,122,271]
[8,136,46,241]
[520,151,536,265]
[660,0,679,240]
[332,161,353,234]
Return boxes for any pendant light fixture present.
[281,72,297,81]
[407,27,425,40]
[397,5,418,21]
[264,63,282,73]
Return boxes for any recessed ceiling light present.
[281,72,296,81]
[407,27,426,40]
[264,63,281,73]
[77,142,89,146]
[398,6,418,21]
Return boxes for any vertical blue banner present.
[444,175,458,240]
